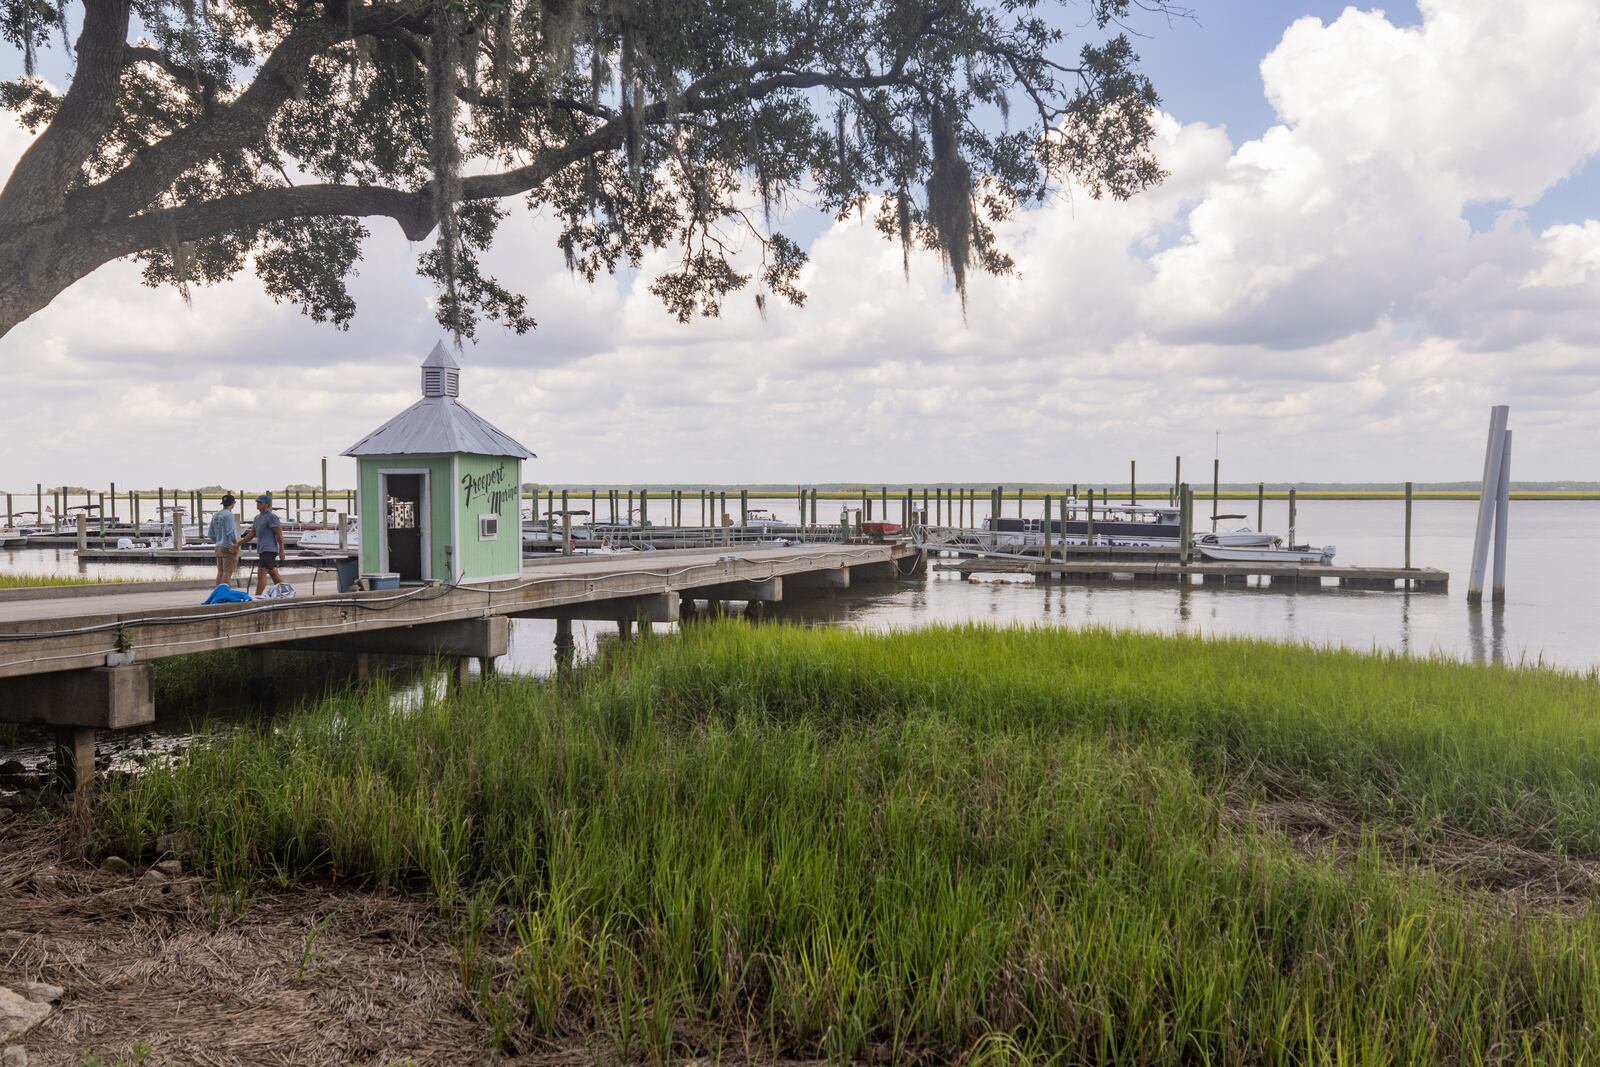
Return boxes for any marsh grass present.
[0,573,155,589]
[96,624,1600,1063]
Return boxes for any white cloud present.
[2,0,1598,490]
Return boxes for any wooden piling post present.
[1404,481,1414,570]
[1257,483,1265,532]
[321,456,328,524]
[740,489,749,526]
[1469,406,1511,603]
[1130,460,1136,504]
[338,512,350,551]
[1211,458,1220,533]
[1043,495,1053,564]
[1288,488,1298,549]
[550,490,558,541]
[1172,457,1180,505]
[76,513,88,553]
[35,483,42,529]
[880,485,888,516]
[1086,489,1096,545]
[1493,435,1511,603]
[1179,485,1192,564]
[562,491,573,556]
[810,488,818,530]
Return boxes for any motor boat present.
[743,508,786,530]
[985,502,1279,550]
[1197,540,1335,565]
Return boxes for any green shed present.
[342,341,534,584]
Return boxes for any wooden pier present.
[936,556,1448,591]
[0,542,921,791]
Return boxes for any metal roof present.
[420,340,460,369]
[342,341,536,458]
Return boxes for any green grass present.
[96,625,1600,1063]
[0,572,153,589]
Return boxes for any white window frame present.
[478,512,499,541]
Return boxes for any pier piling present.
[1404,482,1413,570]
[1468,405,1511,603]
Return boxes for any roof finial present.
[420,339,460,398]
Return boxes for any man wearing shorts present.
[238,493,284,595]
[207,493,240,584]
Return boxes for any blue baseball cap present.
[256,493,272,504]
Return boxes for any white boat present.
[743,508,786,530]
[1197,541,1335,564]
[298,518,357,549]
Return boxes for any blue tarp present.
[202,584,252,605]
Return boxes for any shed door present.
[385,473,425,581]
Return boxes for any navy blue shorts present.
[258,550,280,571]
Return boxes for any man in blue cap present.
[237,493,285,595]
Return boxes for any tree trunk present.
[0,223,125,339]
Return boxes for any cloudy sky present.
[2,0,1598,490]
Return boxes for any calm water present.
[502,497,1599,675]
[2,499,1595,679]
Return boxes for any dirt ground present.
[0,819,523,1066]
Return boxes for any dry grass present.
[0,822,497,1067]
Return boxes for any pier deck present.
[936,556,1448,590]
[0,541,919,790]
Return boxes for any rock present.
[99,856,134,876]
[153,859,182,877]
[138,868,167,889]
[9,985,59,1007]
[0,987,51,1044]
[0,761,23,779]
[2,1043,28,1066]
[155,831,192,857]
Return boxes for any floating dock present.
[936,556,1448,591]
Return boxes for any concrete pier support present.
[53,726,96,796]
[690,577,782,604]
[554,617,575,672]
[849,560,900,583]
[448,656,473,692]
[0,665,153,795]
[784,566,850,593]
[0,664,155,730]
[285,616,509,659]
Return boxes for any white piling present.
[1467,405,1509,603]
[1493,430,1511,603]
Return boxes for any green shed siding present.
[455,453,523,581]
[356,453,520,583]
[357,455,453,580]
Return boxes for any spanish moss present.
[926,102,974,307]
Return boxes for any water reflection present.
[1466,602,1508,667]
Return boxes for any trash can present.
[336,557,360,592]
